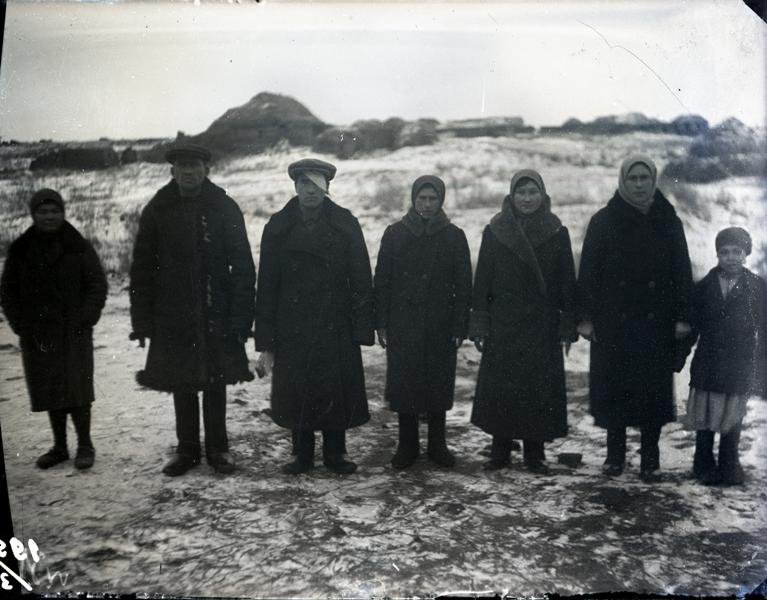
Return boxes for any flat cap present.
[288,158,337,182]
[165,142,212,164]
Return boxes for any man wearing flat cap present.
[255,158,375,474]
[129,142,256,476]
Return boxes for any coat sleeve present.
[347,217,375,346]
[80,242,109,328]
[756,276,767,397]
[576,214,605,324]
[556,227,578,341]
[451,228,472,339]
[254,223,280,353]
[129,204,159,337]
[373,226,394,331]
[670,217,694,324]
[224,202,257,338]
[0,248,23,336]
[469,226,494,340]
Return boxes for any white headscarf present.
[617,154,657,214]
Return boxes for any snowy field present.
[1,133,766,596]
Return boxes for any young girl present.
[685,227,767,485]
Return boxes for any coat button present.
[421,273,428,280]
[327,323,335,331]
[618,280,626,288]
[648,281,656,289]
[647,312,655,320]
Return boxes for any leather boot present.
[692,430,716,480]
[427,412,455,468]
[391,413,420,469]
[719,426,745,485]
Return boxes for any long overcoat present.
[374,220,472,413]
[470,225,577,440]
[578,191,693,429]
[129,179,256,392]
[0,222,108,412]
[255,197,375,431]
[689,266,767,397]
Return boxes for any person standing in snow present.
[373,175,472,469]
[254,158,375,475]
[129,143,256,477]
[469,169,578,473]
[684,227,767,486]
[577,155,693,482]
[0,189,108,470]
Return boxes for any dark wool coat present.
[689,267,767,397]
[578,191,694,429]
[254,197,375,431]
[374,220,472,414]
[470,225,577,440]
[0,222,108,412]
[129,179,256,392]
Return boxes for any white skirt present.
[684,388,748,433]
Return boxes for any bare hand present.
[453,337,464,349]
[577,321,596,342]
[474,337,485,353]
[674,321,692,340]
[377,328,387,349]
[255,351,274,378]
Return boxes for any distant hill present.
[145,92,330,161]
[540,112,710,136]
[662,117,767,183]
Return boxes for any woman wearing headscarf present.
[374,175,472,469]
[470,170,577,473]
[577,155,693,482]
[0,189,108,470]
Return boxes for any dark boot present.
[523,440,548,474]
[719,426,745,486]
[162,453,200,477]
[70,405,95,470]
[36,447,69,469]
[391,413,419,469]
[603,427,626,476]
[640,425,663,482]
[692,430,716,480]
[323,430,356,474]
[427,412,455,468]
[484,436,512,470]
[283,429,314,474]
[38,410,69,469]
[74,446,95,470]
[70,405,93,450]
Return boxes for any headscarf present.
[401,175,450,237]
[489,169,563,296]
[617,154,658,214]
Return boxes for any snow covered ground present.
[1,133,766,597]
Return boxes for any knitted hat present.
[716,226,752,255]
[29,188,64,214]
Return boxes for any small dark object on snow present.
[557,452,582,467]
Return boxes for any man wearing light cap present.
[129,142,256,477]
[255,158,375,475]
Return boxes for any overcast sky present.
[0,0,764,142]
